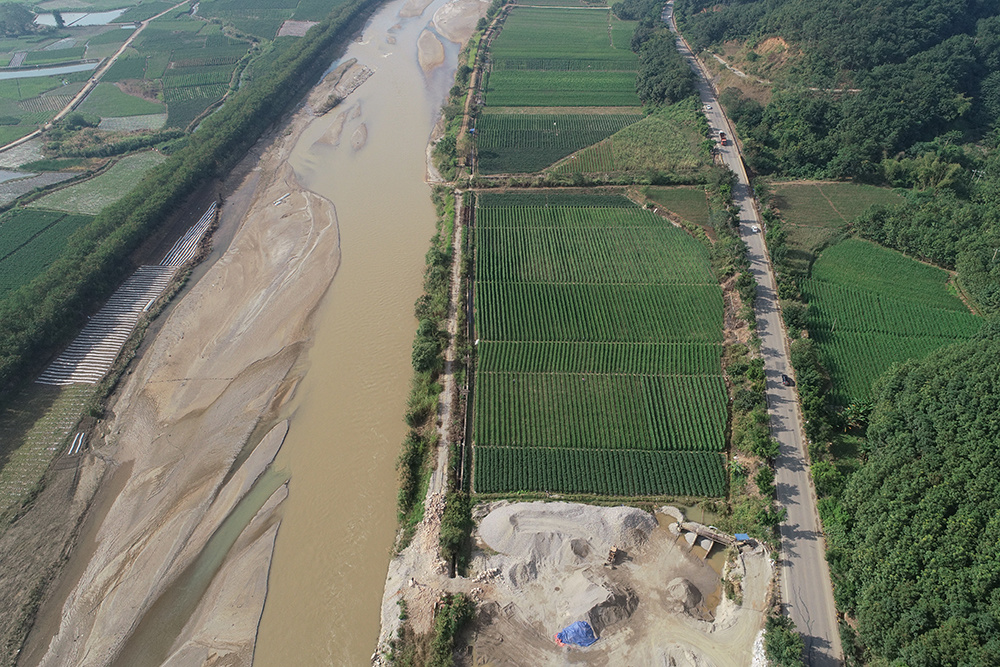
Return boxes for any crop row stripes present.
[37,266,177,385]
[37,202,219,386]
[161,201,218,267]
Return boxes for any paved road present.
[664,4,843,665]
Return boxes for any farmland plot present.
[29,151,166,215]
[804,238,980,404]
[0,211,92,295]
[643,186,710,225]
[549,99,711,176]
[771,181,903,272]
[472,194,727,497]
[475,112,642,174]
[489,9,636,67]
[485,70,640,107]
[475,5,641,169]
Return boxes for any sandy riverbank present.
[22,63,359,666]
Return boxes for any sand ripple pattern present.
[36,203,217,386]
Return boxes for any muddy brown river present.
[253,2,460,664]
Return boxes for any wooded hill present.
[825,330,1000,665]
[675,0,1000,179]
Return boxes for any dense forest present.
[0,0,384,395]
[615,0,696,106]
[824,331,1000,665]
[670,1,1000,664]
[675,0,1000,179]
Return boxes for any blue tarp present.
[556,621,598,647]
[735,533,751,541]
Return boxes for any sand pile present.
[468,502,772,666]
[664,577,703,615]
[473,503,655,637]
[479,502,658,567]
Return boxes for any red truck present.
[719,131,728,146]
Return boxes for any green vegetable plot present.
[472,194,726,497]
[475,112,642,173]
[804,239,980,403]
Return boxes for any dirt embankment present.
[19,65,367,667]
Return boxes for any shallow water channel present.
[252,1,459,664]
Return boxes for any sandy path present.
[31,70,352,666]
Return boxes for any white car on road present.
[751,225,760,232]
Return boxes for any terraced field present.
[804,238,980,404]
[472,193,726,497]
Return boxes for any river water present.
[252,2,459,664]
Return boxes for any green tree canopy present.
[831,333,1000,665]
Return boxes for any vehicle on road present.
[781,374,794,386]
[705,104,712,110]
[719,131,727,145]
[751,225,760,232]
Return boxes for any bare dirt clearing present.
[467,502,770,667]
[378,501,770,667]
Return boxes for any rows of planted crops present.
[471,193,727,496]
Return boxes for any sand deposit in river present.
[432,0,489,43]
[417,28,445,73]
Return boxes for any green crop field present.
[804,239,980,404]
[103,55,148,82]
[490,8,636,66]
[29,151,166,215]
[772,182,902,227]
[23,47,86,66]
[481,6,640,109]
[515,0,607,6]
[549,99,710,176]
[0,71,92,143]
[484,70,641,107]
[475,449,725,496]
[164,89,227,127]
[472,194,726,497]
[475,6,646,171]
[197,0,330,40]
[117,1,176,22]
[644,186,710,225]
[771,181,904,272]
[475,111,642,173]
[79,82,165,117]
[0,210,92,295]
